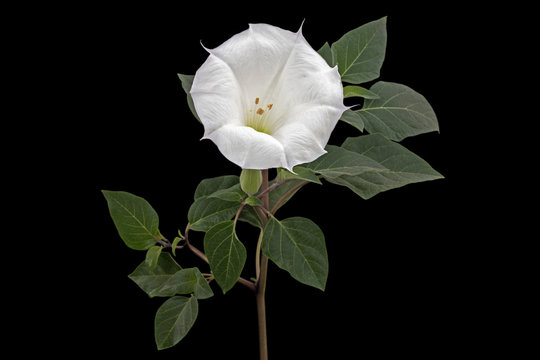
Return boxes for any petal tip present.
[200,40,212,54]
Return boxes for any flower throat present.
[246,97,274,134]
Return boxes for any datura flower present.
[191,23,346,171]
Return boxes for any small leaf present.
[145,246,162,271]
[340,109,365,132]
[303,145,386,178]
[324,134,443,199]
[177,74,201,123]
[357,81,439,141]
[332,17,387,84]
[238,206,262,228]
[192,269,214,299]
[343,85,379,99]
[171,236,182,256]
[129,253,182,297]
[244,196,263,207]
[277,167,322,185]
[204,221,246,294]
[188,197,240,232]
[102,190,159,250]
[268,179,305,214]
[194,175,240,200]
[262,217,328,290]
[208,183,245,203]
[188,176,243,231]
[317,42,335,67]
[152,268,214,299]
[155,296,198,350]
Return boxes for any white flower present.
[191,23,346,171]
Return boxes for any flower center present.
[245,97,275,134]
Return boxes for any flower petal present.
[206,24,298,103]
[272,103,345,170]
[190,53,244,137]
[204,124,287,169]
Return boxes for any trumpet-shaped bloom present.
[191,23,346,171]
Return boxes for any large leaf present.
[177,74,201,123]
[128,253,182,297]
[324,134,443,199]
[152,267,214,299]
[332,17,387,84]
[303,145,386,177]
[204,221,246,294]
[262,217,328,290]
[357,81,439,141]
[155,296,198,350]
[102,190,159,250]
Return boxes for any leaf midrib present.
[111,196,155,237]
[161,297,194,346]
[279,219,323,287]
[339,24,381,77]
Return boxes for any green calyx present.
[240,169,262,195]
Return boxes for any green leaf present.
[244,196,263,207]
[332,17,387,84]
[340,109,365,132]
[102,190,159,250]
[317,42,335,67]
[277,167,322,185]
[145,246,162,271]
[194,175,240,200]
[268,179,305,214]
[262,217,328,290]
[188,197,240,232]
[177,74,201,123]
[192,269,214,299]
[324,134,443,199]
[155,296,198,350]
[357,81,439,141]
[343,85,379,99]
[303,145,386,178]
[208,184,245,203]
[128,253,182,297]
[152,267,214,299]
[204,221,246,294]
[238,206,262,228]
[171,236,182,256]
[188,175,243,231]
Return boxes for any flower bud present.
[240,169,262,195]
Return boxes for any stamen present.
[267,104,273,110]
[256,108,265,115]
[255,97,260,105]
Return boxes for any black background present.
[35,2,516,358]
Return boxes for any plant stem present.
[256,169,270,360]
